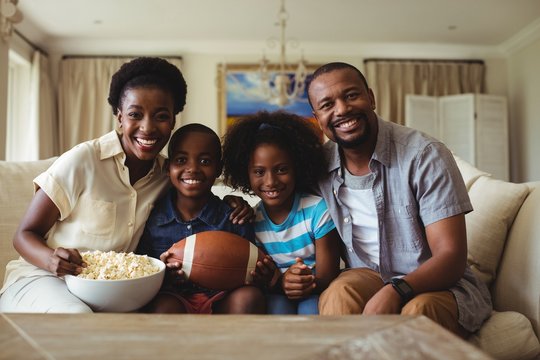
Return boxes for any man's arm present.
[363,213,467,314]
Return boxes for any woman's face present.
[117,86,176,163]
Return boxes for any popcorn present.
[78,250,159,280]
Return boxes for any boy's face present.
[167,131,222,201]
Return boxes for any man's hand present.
[362,284,402,314]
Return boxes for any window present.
[7,49,36,160]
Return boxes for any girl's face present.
[117,87,175,164]
[248,143,295,218]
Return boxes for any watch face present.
[396,281,411,293]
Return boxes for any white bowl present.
[65,257,165,312]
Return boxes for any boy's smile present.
[168,131,222,217]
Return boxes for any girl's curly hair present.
[107,57,187,115]
[222,110,327,195]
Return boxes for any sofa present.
[0,157,539,360]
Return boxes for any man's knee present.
[401,291,465,337]
[319,277,366,315]
[401,292,453,318]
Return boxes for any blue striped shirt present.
[253,193,336,273]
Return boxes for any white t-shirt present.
[339,170,379,265]
[1,130,169,293]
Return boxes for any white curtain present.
[58,57,183,153]
[32,51,57,159]
[6,50,56,161]
[364,60,485,125]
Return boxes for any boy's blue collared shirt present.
[137,189,255,260]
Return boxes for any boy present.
[137,123,265,314]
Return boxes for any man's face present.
[309,68,377,148]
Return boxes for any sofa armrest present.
[0,158,58,283]
[492,182,540,338]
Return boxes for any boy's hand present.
[160,250,186,286]
[247,255,278,287]
[48,247,85,276]
[223,195,254,224]
[281,258,315,300]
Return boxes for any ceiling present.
[14,0,540,55]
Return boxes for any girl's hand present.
[47,247,84,276]
[248,255,278,287]
[282,258,315,300]
[160,250,186,286]
[223,195,254,224]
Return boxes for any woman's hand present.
[47,247,84,276]
[281,258,316,300]
[160,250,186,286]
[223,195,254,224]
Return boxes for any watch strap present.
[389,277,414,304]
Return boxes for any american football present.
[166,230,266,290]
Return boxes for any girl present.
[222,110,341,314]
[0,57,250,313]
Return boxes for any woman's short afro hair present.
[108,57,187,115]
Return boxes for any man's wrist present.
[389,277,414,304]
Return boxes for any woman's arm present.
[13,189,84,276]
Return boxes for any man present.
[307,62,491,337]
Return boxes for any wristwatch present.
[389,277,414,304]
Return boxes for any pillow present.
[469,311,540,360]
[453,154,490,190]
[466,176,529,286]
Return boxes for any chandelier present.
[0,0,23,42]
[257,0,308,107]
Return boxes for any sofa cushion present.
[469,311,540,360]
[0,158,57,282]
[466,176,529,286]
[453,155,490,190]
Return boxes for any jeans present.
[267,294,319,315]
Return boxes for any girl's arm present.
[313,228,341,292]
[13,189,84,276]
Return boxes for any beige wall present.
[0,40,8,160]
[508,38,540,182]
[179,53,363,134]
[1,40,534,181]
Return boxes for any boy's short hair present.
[167,123,222,162]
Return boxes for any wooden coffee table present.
[1,313,491,359]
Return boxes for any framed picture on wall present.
[217,63,321,137]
